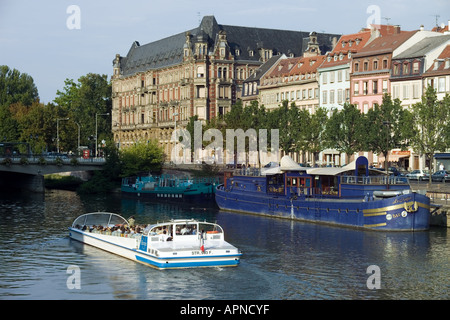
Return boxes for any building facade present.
[111,16,338,158]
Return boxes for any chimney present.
[394,25,401,34]
[420,25,424,31]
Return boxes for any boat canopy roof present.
[264,155,381,177]
[262,155,306,175]
[71,212,129,228]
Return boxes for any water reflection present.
[0,190,448,300]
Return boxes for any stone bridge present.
[0,156,105,192]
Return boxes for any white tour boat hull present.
[69,218,241,269]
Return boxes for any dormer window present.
[235,49,240,56]
[341,41,346,48]
[348,40,353,47]
[249,50,254,57]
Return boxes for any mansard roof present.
[243,54,286,83]
[116,15,339,77]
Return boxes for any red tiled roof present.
[266,57,302,78]
[432,25,449,33]
[288,55,326,76]
[353,30,417,57]
[320,30,372,68]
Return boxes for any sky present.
[1,0,449,104]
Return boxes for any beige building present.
[111,16,338,158]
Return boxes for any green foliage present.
[119,140,165,177]
[410,86,450,175]
[54,73,112,153]
[325,102,365,160]
[77,171,117,194]
[0,65,39,108]
[45,174,83,191]
[364,94,409,163]
[0,65,39,142]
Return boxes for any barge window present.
[287,177,298,186]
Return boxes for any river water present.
[0,189,448,300]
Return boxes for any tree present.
[120,140,165,177]
[301,107,328,166]
[271,100,297,155]
[325,102,365,164]
[0,66,39,142]
[0,65,39,108]
[54,73,112,153]
[364,94,410,169]
[410,86,450,181]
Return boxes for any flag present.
[200,237,205,252]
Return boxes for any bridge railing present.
[0,156,106,166]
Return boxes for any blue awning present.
[434,153,450,159]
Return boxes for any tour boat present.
[68,212,242,269]
[121,174,218,203]
[215,156,432,231]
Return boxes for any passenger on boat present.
[181,225,189,235]
[128,216,135,227]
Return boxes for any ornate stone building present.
[111,16,338,156]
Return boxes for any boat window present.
[72,213,128,228]
[175,223,198,235]
[149,224,172,236]
[198,223,223,234]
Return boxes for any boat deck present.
[150,240,236,252]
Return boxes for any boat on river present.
[215,156,432,231]
[121,174,218,203]
[68,212,242,269]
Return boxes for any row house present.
[258,32,326,113]
[422,44,450,170]
[423,44,450,99]
[351,27,442,112]
[318,28,373,165]
[349,27,445,167]
[241,54,286,106]
[389,35,450,170]
[111,15,339,157]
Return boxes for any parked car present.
[406,169,429,181]
[431,170,450,182]
[388,167,404,176]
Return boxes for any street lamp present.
[383,120,390,189]
[75,122,80,157]
[95,113,110,157]
[57,118,69,153]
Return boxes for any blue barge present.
[215,156,431,231]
